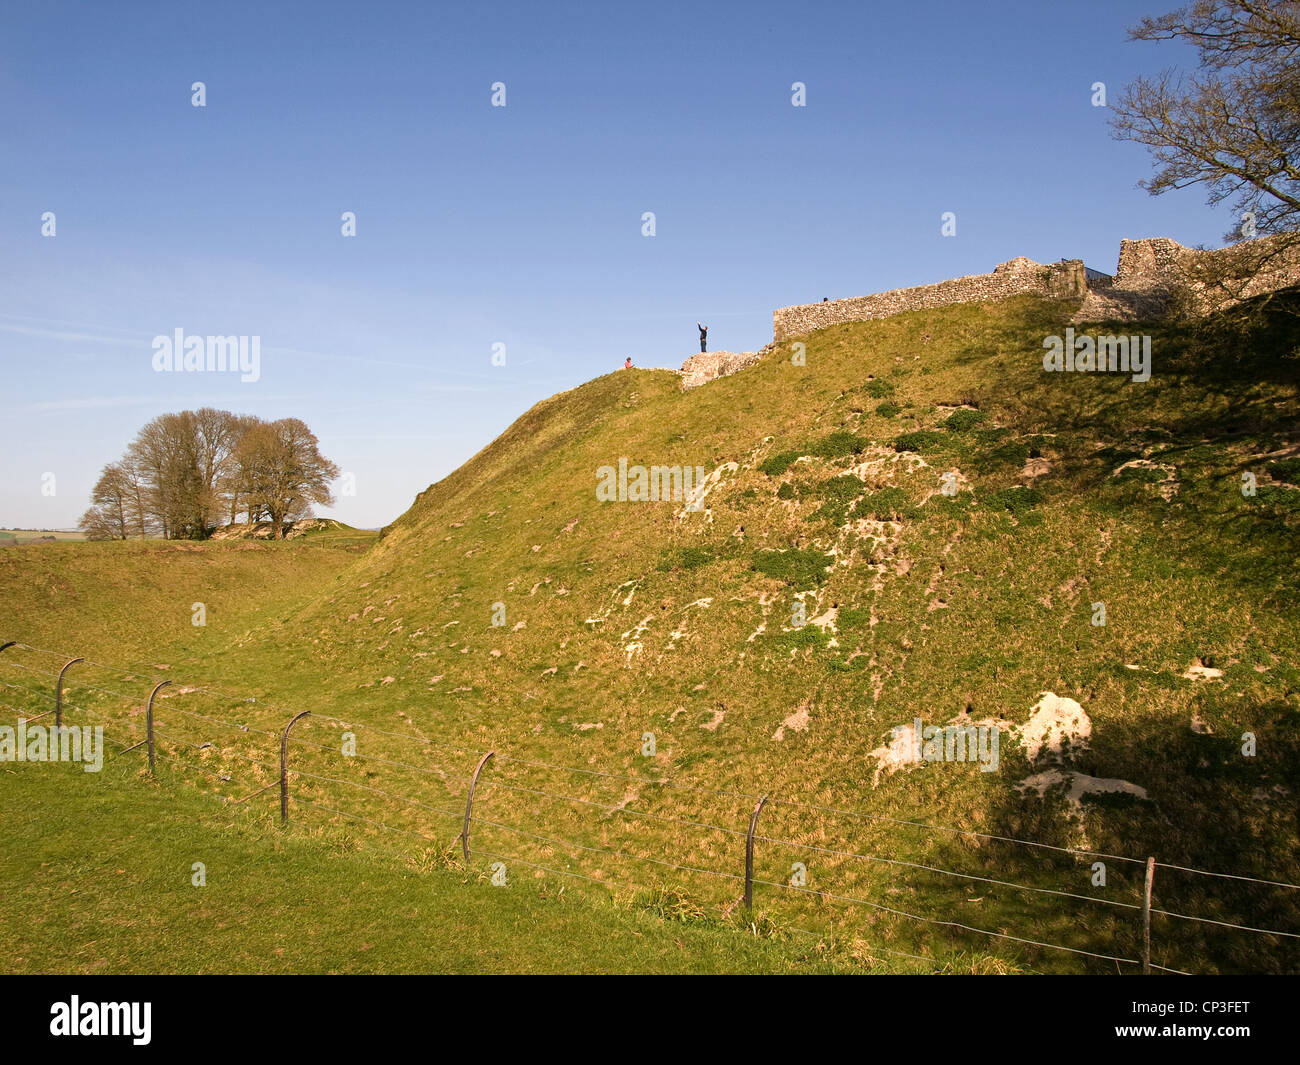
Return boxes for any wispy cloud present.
[311,386,511,418]
[0,321,144,347]
[29,393,306,412]
[326,433,467,441]
[266,346,503,382]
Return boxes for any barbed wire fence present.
[3,639,1297,975]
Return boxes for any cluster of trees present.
[80,409,339,541]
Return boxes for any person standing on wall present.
[697,322,708,352]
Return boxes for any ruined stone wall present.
[772,258,1087,342]
[1113,237,1187,289]
[1107,234,1300,317]
[684,235,1300,388]
[679,348,765,390]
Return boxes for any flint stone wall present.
[1117,234,1300,313]
[772,258,1088,342]
[1073,234,1300,321]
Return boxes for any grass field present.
[0,754,862,974]
[3,291,1297,974]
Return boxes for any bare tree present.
[81,454,152,538]
[80,461,135,539]
[124,410,229,538]
[1110,2,1299,232]
[127,414,189,538]
[233,418,339,539]
[118,452,152,538]
[1110,1,1300,312]
[190,407,242,533]
[216,413,261,524]
[78,505,120,541]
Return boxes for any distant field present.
[0,529,85,542]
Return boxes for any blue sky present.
[0,0,1218,529]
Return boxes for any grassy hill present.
[3,291,1298,973]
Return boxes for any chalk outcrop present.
[208,517,345,540]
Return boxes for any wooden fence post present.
[461,751,495,864]
[280,711,312,823]
[145,680,171,774]
[744,794,768,914]
[1142,856,1156,974]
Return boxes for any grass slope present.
[0,534,371,664]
